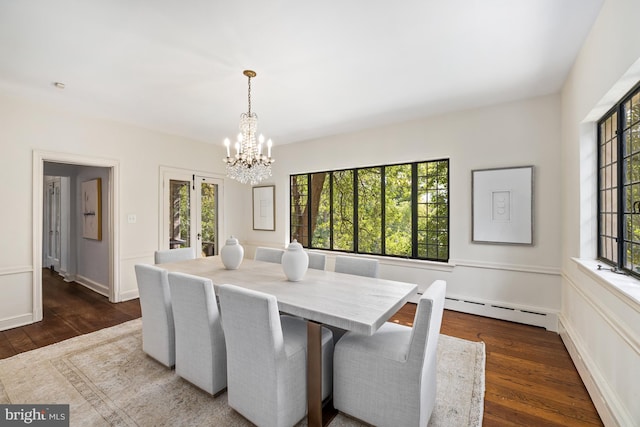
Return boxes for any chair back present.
[134,264,175,367]
[408,280,446,426]
[167,272,226,395]
[334,255,379,278]
[218,284,283,370]
[154,247,196,264]
[218,284,288,423]
[307,251,327,270]
[254,247,285,264]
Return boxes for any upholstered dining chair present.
[334,255,379,278]
[134,264,175,368]
[307,251,327,270]
[167,272,227,395]
[154,247,196,264]
[218,284,334,427]
[254,246,285,264]
[333,280,446,427]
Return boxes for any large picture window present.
[598,82,640,276]
[290,159,449,262]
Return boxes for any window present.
[290,159,449,262]
[598,82,640,276]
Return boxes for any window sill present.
[572,258,640,310]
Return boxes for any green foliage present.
[289,160,449,261]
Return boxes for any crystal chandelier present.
[223,70,274,185]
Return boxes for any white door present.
[162,171,223,257]
[44,177,61,270]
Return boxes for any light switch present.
[127,214,137,224]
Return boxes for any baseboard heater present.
[442,296,556,331]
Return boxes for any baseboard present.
[74,275,109,298]
[119,289,139,302]
[558,315,630,427]
[444,295,558,331]
[0,313,35,332]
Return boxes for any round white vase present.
[282,239,309,282]
[220,236,244,270]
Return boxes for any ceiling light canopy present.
[223,70,274,185]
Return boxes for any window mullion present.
[380,166,384,255]
[353,169,359,253]
[411,163,418,258]
[617,106,625,271]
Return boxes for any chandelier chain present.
[247,74,252,115]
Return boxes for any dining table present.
[157,255,418,427]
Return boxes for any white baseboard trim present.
[119,289,139,302]
[558,315,631,427]
[0,313,35,332]
[444,294,558,331]
[74,275,109,298]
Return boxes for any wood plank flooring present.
[1,270,602,426]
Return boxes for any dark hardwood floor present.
[1,270,602,426]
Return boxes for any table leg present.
[307,321,322,427]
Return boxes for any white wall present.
[560,0,640,425]
[242,93,563,330]
[0,92,245,330]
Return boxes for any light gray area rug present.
[0,319,484,426]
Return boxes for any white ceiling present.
[0,0,603,146]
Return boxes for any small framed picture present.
[253,185,275,231]
[82,178,102,240]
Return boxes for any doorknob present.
[197,233,202,240]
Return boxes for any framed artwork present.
[253,185,275,231]
[82,178,102,240]
[472,166,533,245]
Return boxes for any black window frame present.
[597,81,640,277]
[289,158,450,262]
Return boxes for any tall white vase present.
[282,239,309,282]
[220,236,244,270]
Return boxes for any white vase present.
[220,236,244,270]
[282,239,309,282]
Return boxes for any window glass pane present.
[169,180,190,248]
[357,167,382,254]
[310,173,330,249]
[385,164,412,257]
[332,170,354,251]
[416,160,449,261]
[290,174,308,246]
[200,182,217,257]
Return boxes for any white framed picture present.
[472,166,533,245]
[82,178,102,240]
[253,185,275,231]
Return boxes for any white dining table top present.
[157,256,417,335]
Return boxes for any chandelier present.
[223,70,274,185]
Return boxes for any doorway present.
[33,151,119,322]
[161,168,224,257]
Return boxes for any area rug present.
[0,319,484,426]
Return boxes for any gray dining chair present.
[134,264,175,367]
[334,255,379,278]
[218,284,333,427]
[167,272,227,395]
[254,247,285,264]
[154,247,196,264]
[333,280,446,427]
[307,251,327,270]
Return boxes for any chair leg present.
[307,321,323,427]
